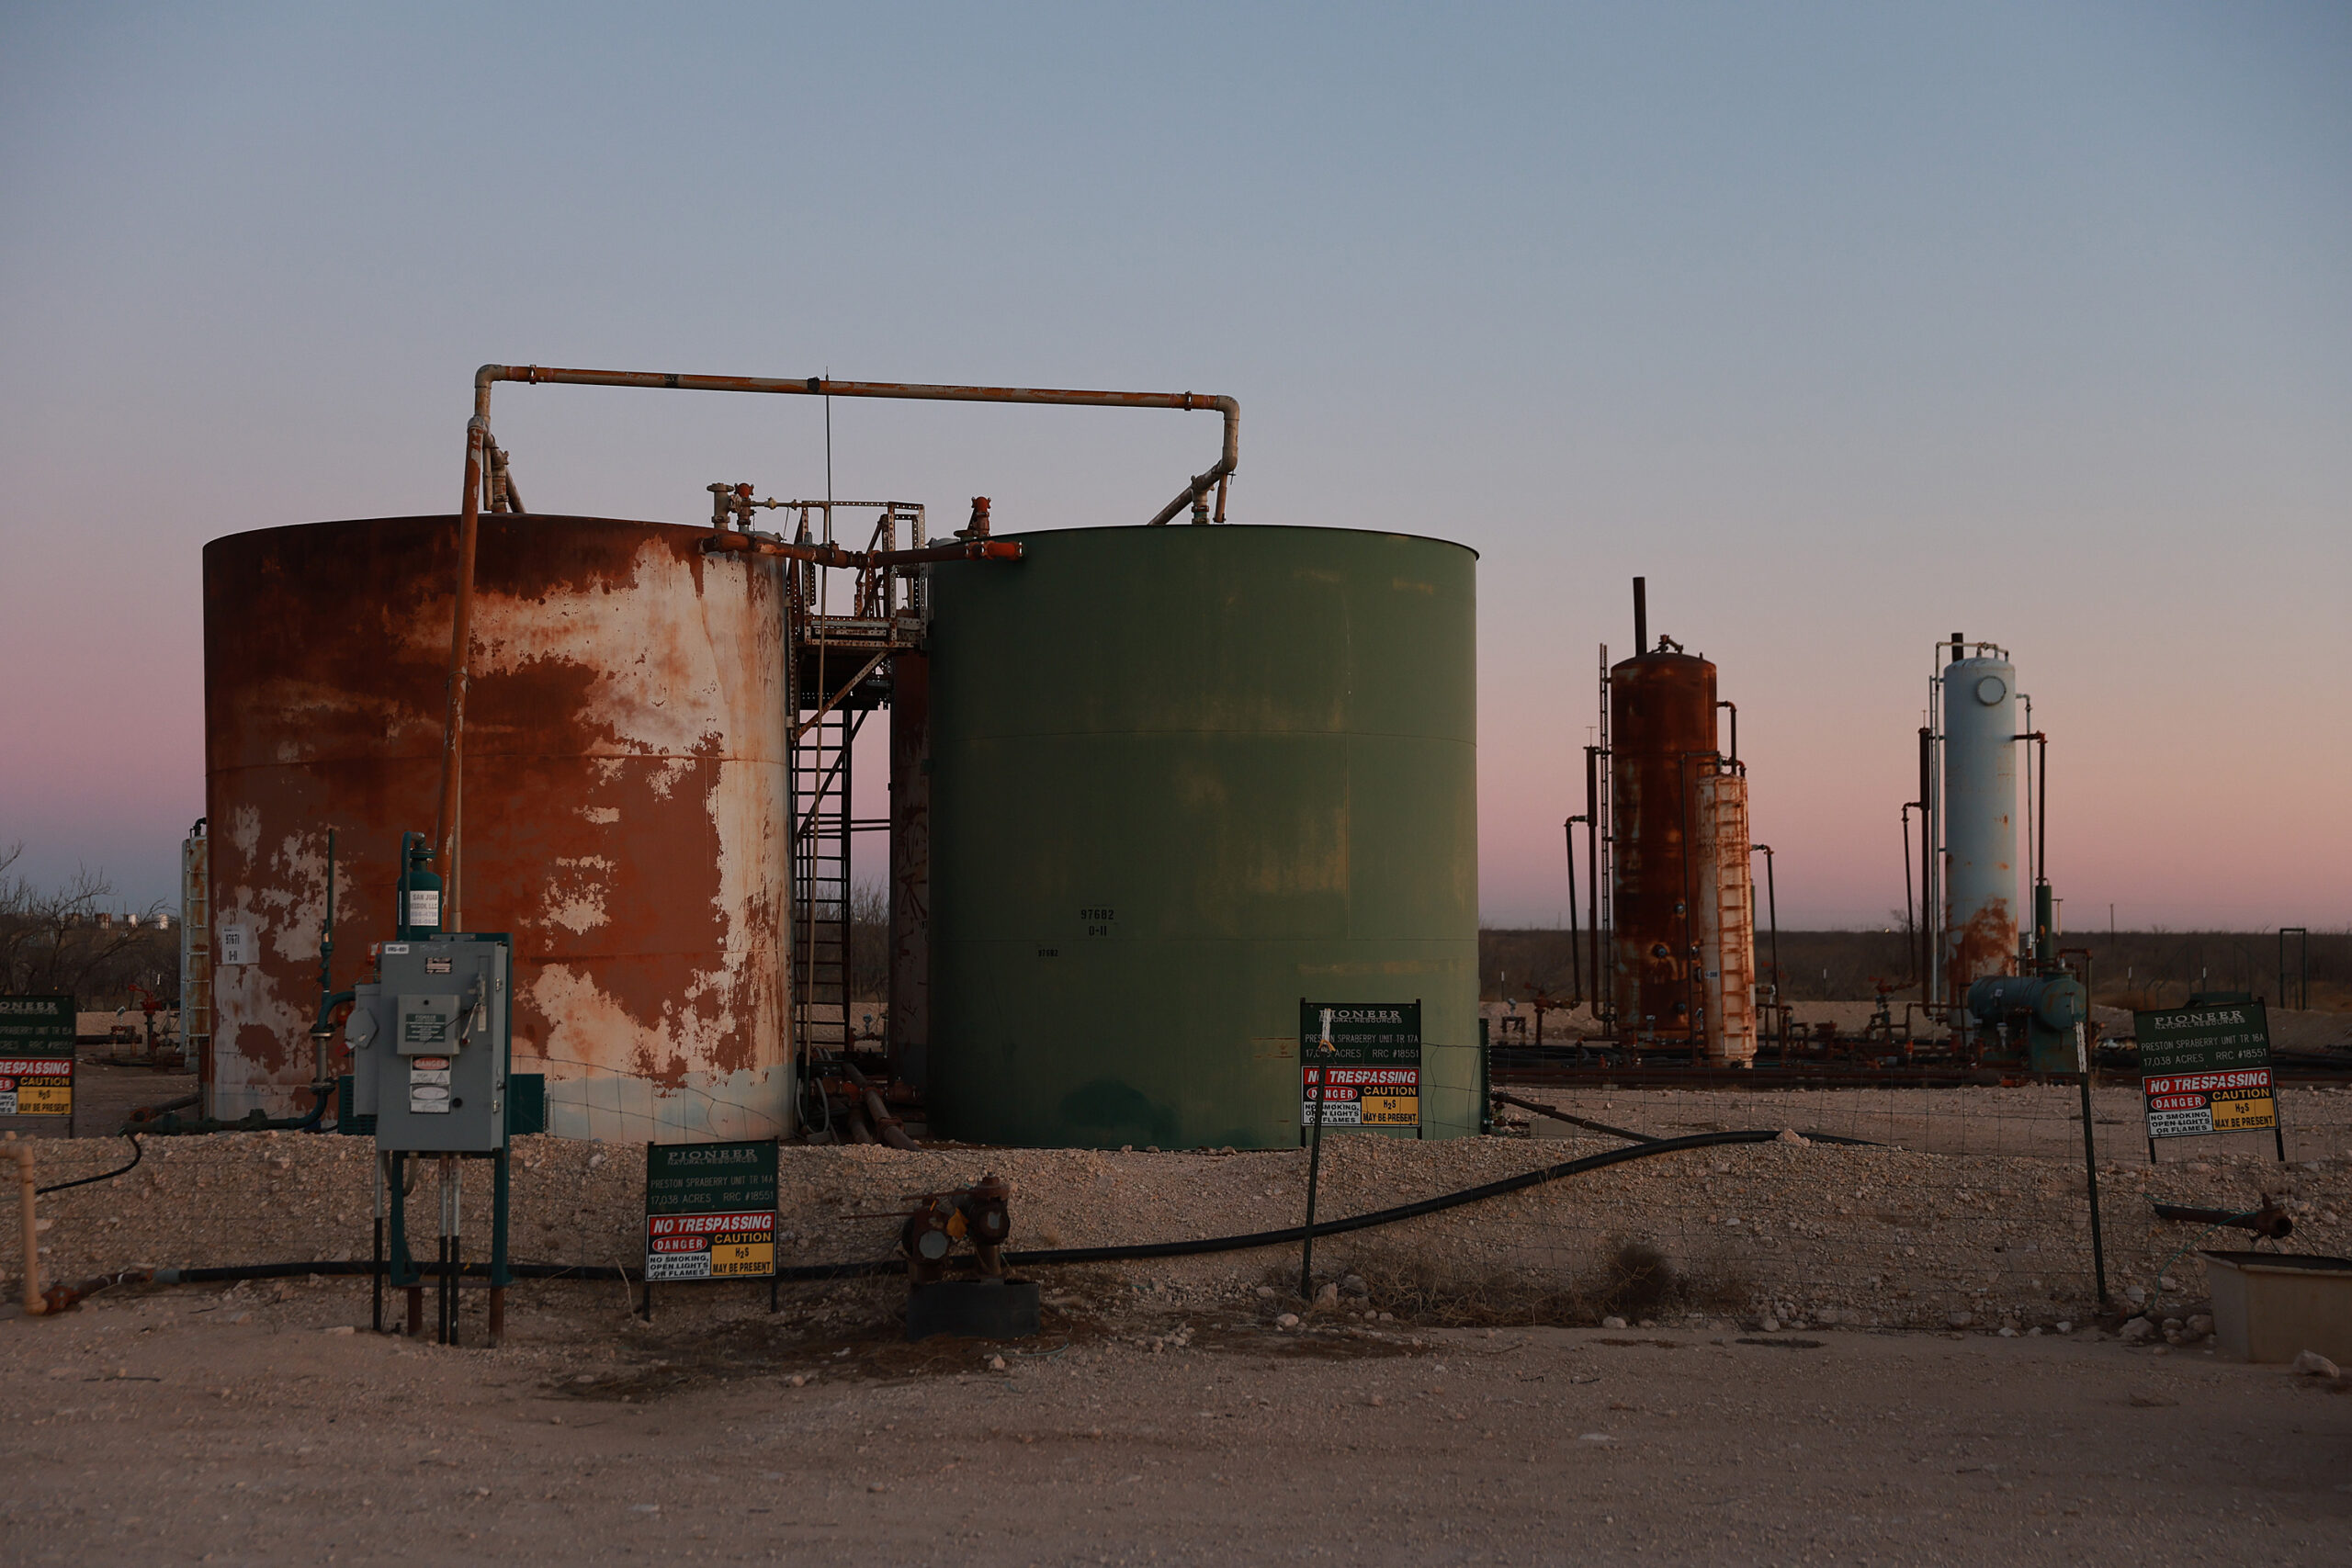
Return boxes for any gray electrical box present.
[345,935,511,1153]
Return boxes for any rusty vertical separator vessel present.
[1598,579,1757,1065]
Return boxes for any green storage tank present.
[924,525,1478,1149]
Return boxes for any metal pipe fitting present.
[10,1143,42,1315]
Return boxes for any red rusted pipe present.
[470,365,1238,528]
[432,414,487,923]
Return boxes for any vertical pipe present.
[1764,846,1781,1056]
[488,1146,510,1348]
[1584,746,1601,1023]
[1633,578,1648,656]
[1564,818,1581,1005]
[1891,818,1909,987]
[2077,1033,2109,1303]
[371,1154,385,1334]
[2037,733,2049,905]
[434,414,489,929]
[12,1145,43,1316]
[1917,726,1935,1006]
[1298,1004,1329,1299]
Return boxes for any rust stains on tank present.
[1608,649,1717,1041]
[1945,898,2017,1006]
[203,515,791,1133]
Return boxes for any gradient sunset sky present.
[3,3,2346,929]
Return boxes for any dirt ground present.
[7,1062,2352,1562]
[3,1279,2349,1567]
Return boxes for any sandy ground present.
[9,1066,2352,1563]
[4,1281,2349,1567]
[10,1081,2352,1337]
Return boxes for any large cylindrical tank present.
[1941,652,2018,998]
[1608,649,1717,1040]
[203,515,794,1140]
[923,525,1478,1150]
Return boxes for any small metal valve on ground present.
[898,1173,1037,1342]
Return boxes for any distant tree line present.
[0,843,180,1007]
[1480,925,2348,1010]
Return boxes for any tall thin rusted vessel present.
[1608,648,1718,1041]
[1605,581,1754,1062]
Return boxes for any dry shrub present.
[1324,1239,1752,1327]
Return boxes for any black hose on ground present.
[141,1126,1858,1288]
[37,1134,142,1196]
[1487,1092,1882,1152]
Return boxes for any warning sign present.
[0,998,74,1118]
[1300,1001,1421,1129]
[645,1139,779,1282]
[0,1056,74,1116]
[2135,1002,2276,1141]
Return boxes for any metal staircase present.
[791,705,863,1059]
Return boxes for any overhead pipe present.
[468,365,1238,529]
[433,365,1241,902]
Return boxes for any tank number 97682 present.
[1079,907,1116,937]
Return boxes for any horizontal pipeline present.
[475,365,1238,527]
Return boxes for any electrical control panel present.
[346,934,511,1152]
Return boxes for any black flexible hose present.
[146,1126,1841,1287]
[37,1134,142,1196]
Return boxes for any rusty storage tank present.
[202,515,794,1140]
[1609,642,1716,1043]
[922,525,1479,1150]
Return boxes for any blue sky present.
[3,2,2346,927]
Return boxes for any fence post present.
[2075,1028,2109,1304]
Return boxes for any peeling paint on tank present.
[203,515,792,1134]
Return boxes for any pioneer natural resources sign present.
[1299,1001,1422,1129]
[2134,1001,2276,1140]
[644,1138,779,1281]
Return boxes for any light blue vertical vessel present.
[1941,646,2018,999]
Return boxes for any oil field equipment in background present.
[1913,634,2089,1071]
[1571,578,1757,1066]
[1926,636,2022,1004]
